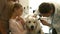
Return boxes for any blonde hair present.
[10,3,22,18]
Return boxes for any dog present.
[24,15,44,34]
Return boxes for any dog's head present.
[25,15,39,31]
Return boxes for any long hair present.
[9,3,22,18]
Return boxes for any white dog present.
[24,15,44,34]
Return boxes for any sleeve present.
[52,5,60,33]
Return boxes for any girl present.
[9,3,26,34]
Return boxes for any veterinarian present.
[34,2,60,34]
[38,3,57,34]
[9,3,27,34]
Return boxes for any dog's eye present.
[34,22,35,23]
[29,21,31,23]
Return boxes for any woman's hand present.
[40,20,51,27]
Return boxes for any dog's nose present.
[31,26,34,29]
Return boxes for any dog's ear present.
[36,20,41,28]
[24,15,30,30]
[24,15,30,21]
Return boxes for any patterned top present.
[52,8,60,34]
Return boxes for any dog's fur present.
[24,15,44,34]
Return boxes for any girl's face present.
[15,7,23,16]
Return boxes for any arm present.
[40,20,51,27]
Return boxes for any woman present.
[34,2,57,34]
[9,3,26,34]
[38,3,57,34]
[0,0,16,34]
[0,0,19,34]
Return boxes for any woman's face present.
[47,10,53,16]
[41,9,53,17]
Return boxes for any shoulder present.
[9,19,16,23]
[52,14,60,24]
[53,14,60,20]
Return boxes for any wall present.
[19,0,29,17]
